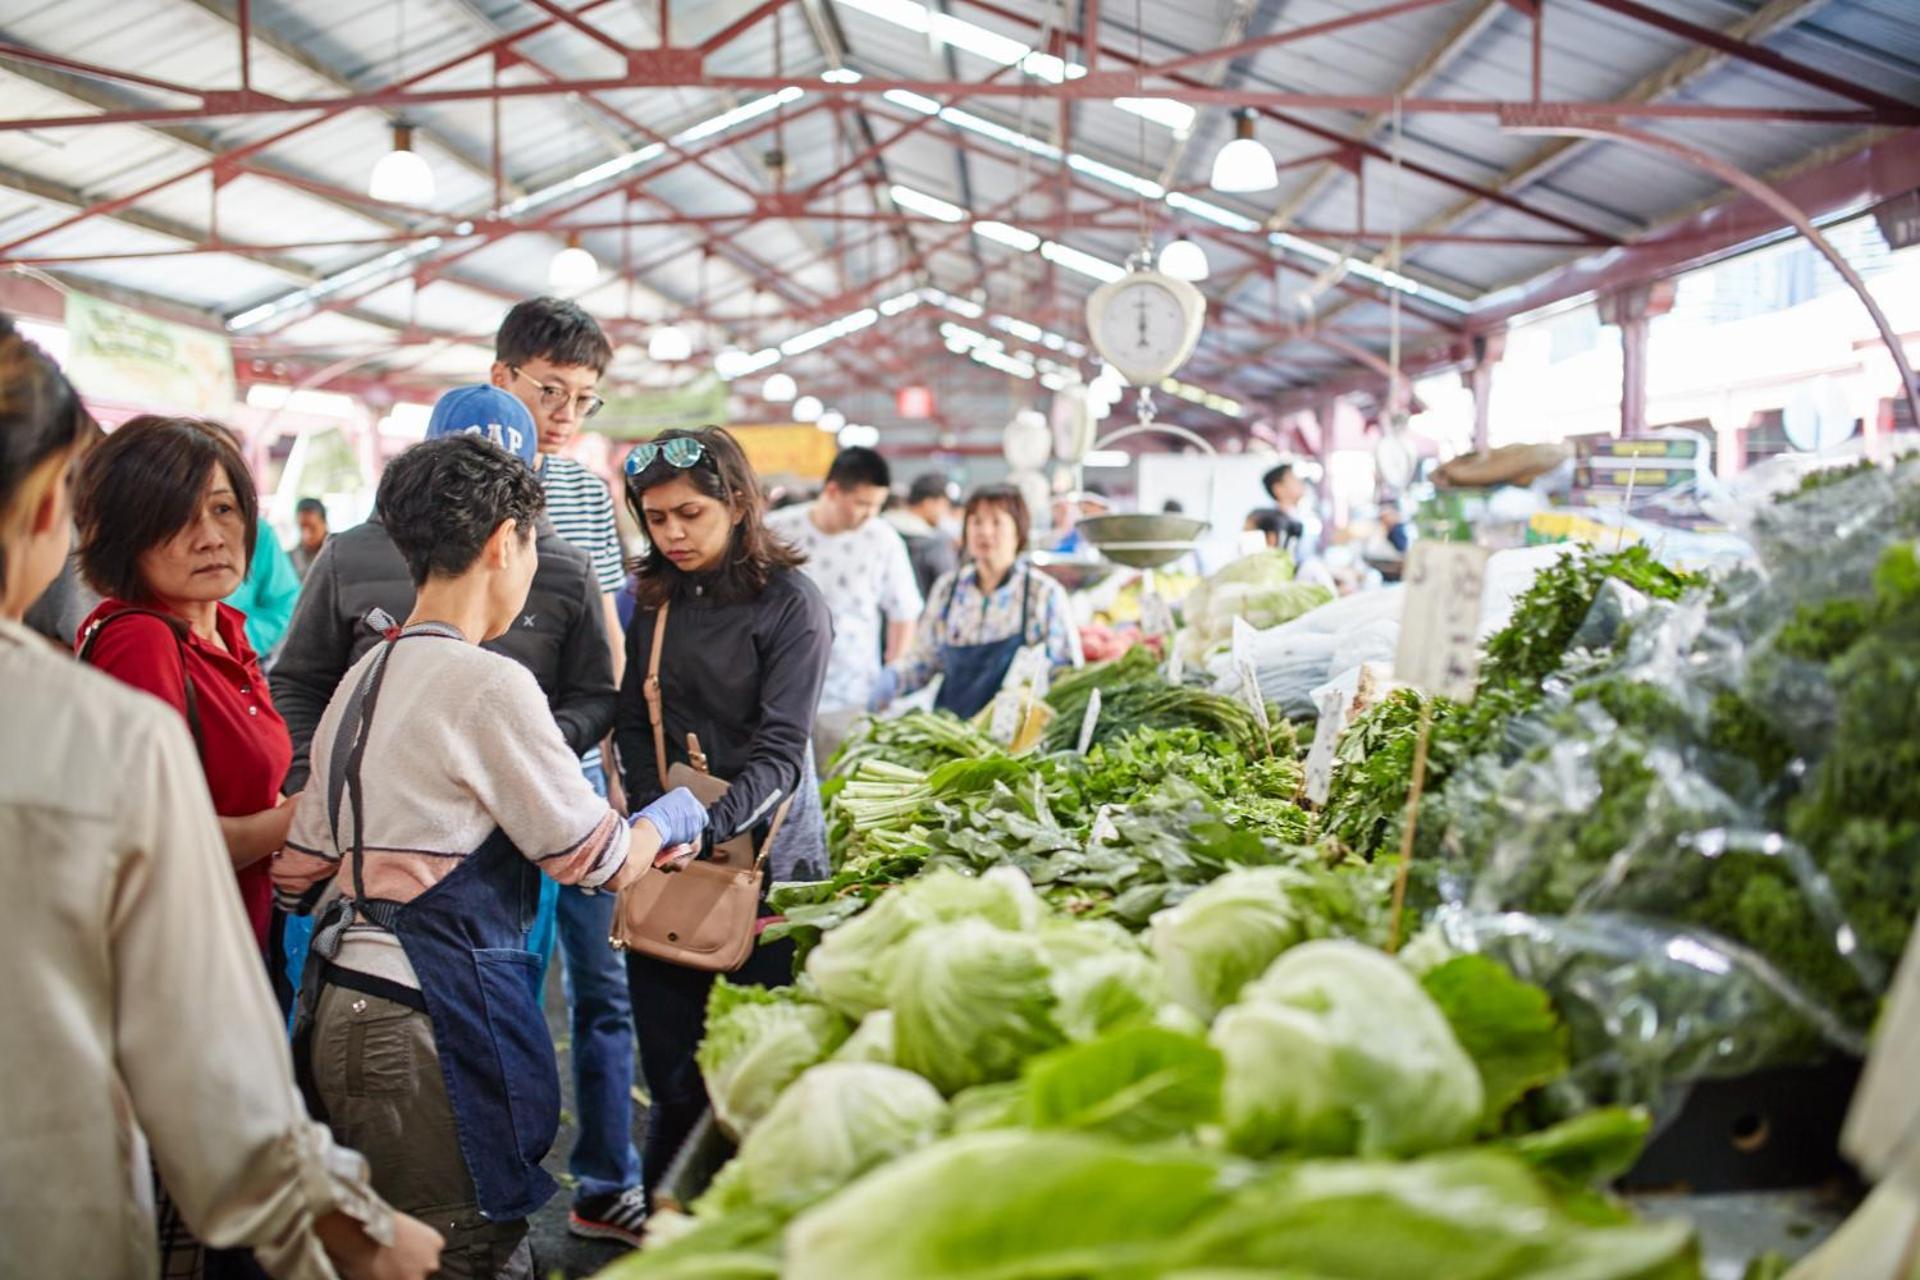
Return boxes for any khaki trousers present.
[310,984,534,1280]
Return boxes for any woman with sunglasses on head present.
[612,426,832,1206]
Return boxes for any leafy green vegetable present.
[804,868,1045,1019]
[1501,1106,1652,1188]
[695,1063,948,1219]
[887,918,1067,1095]
[696,983,848,1139]
[1015,1025,1223,1142]
[781,1131,1229,1280]
[1420,954,1569,1128]
[1213,941,1483,1158]
[1151,865,1379,1020]
[1165,1150,1698,1279]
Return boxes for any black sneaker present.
[569,1185,649,1248]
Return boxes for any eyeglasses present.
[509,366,604,419]
[624,436,707,475]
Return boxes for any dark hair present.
[1262,462,1295,495]
[826,446,890,491]
[495,297,613,374]
[625,426,803,608]
[378,436,545,587]
[0,315,96,596]
[1246,508,1286,538]
[962,483,1032,551]
[1161,498,1185,514]
[907,472,955,506]
[1081,480,1111,500]
[75,415,258,603]
[295,496,327,520]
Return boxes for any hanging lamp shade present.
[1211,109,1278,193]
[369,124,436,205]
[791,395,823,423]
[762,372,798,403]
[548,233,600,291]
[648,325,693,362]
[1158,235,1210,281]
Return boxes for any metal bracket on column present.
[1501,106,1920,445]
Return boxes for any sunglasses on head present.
[624,436,707,476]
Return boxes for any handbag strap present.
[754,794,796,872]
[78,608,205,753]
[643,599,672,792]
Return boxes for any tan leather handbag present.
[611,598,792,972]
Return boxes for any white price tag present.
[1393,542,1491,702]
[1076,688,1103,755]
[1164,633,1185,685]
[1140,591,1175,639]
[989,643,1055,745]
[988,688,1023,745]
[1302,681,1351,806]
[1231,615,1258,671]
[1090,804,1120,845]
[1007,643,1052,699]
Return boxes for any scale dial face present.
[1085,270,1207,387]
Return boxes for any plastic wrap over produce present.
[1210,543,1577,718]
[1426,457,1920,1097]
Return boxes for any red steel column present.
[1597,281,1674,436]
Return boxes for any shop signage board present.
[64,292,235,415]
[591,373,730,440]
[729,425,840,480]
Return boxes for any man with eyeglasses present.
[487,297,655,1249]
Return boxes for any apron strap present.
[1016,562,1032,643]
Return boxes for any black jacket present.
[615,567,831,844]
[272,515,616,792]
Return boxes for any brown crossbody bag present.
[610,598,792,972]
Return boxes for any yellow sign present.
[732,424,838,480]
[63,292,236,414]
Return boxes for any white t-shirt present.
[769,503,923,713]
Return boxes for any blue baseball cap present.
[425,385,537,467]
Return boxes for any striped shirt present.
[277,636,631,988]
[538,455,625,594]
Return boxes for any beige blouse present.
[0,617,391,1279]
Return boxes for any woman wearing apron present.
[612,427,833,1207]
[874,483,1083,719]
[276,435,706,1278]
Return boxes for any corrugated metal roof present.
[0,0,1913,438]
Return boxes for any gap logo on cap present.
[424,385,538,467]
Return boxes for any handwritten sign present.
[1393,542,1491,702]
[989,643,1055,745]
[1164,634,1185,685]
[1302,683,1351,806]
[1140,571,1175,638]
[1076,688,1103,755]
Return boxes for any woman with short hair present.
[874,483,1082,719]
[73,415,295,957]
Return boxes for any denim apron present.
[934,563,1034,720]
[292,624,560,1222]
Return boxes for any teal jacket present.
[225,519,302,659]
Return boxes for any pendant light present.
[648,325,692,362]
[1158,235,1210,282]
[548,233,599,291]
[791,394,823,423]
[1211,109,1278,193]
[816,409,846,434]
[368,124,436,205]
[761,371,797,403]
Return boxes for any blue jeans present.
[553,760,642,1199]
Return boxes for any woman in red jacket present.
[73,415,293,958]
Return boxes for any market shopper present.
[874,483,1082,720]
[767,445,920,760]
[0,317,445,1280]
[292,497,329,579]
[275,434,706,1280]
[73,416,294,961]
[613,426,832,1206]
[486,298,653,1245]
[887,471,961,599]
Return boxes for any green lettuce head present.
[697,983,848,1139]
[1212,940,1483,1157]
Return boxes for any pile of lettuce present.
[1176,549,1336,666]
[607,869,1690,1280]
